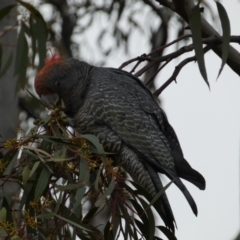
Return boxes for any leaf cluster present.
[0,107,176,240]
[0,1,47,90]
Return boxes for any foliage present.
[0,108,175,240]
[0,1,234,98]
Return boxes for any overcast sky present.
[158,1,240,239]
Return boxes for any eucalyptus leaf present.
[95,178,115,207]
[34,167,51,199]
[189,4,209,87]
[157,226,177,240]
[22,165,30,188]
[0,51,13,79]
[0,4,15,22]
[216,1,231,78]
[14,21,28,90]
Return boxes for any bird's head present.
[34,55,92,117]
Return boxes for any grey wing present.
[89,68,198,215]
[91,68,175,172]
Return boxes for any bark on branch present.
[156,0,240,77]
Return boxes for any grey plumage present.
[35,58,206,232]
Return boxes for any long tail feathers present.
[167,169,198,216]
[173,153,206,190]
[145,163,176,232]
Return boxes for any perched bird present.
[34,56,206,232]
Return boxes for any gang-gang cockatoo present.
[34,56,206,232]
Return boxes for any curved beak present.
[41,93,60,109]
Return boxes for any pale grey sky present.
[160,1,240,239]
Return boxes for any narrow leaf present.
[81,134,106,156]
[56,181,86,191]
[129,199,149,235]
[73,187,86,213]
[0,4,15,22]
[157,226,177,240]
[17,1,47,69]
[0,192,17,198]
[216,1,231,78]
[189,5,209,87]
[3,150,19,175]
[79,157,88,182]
[149,180,173,206]
[0,207,6,221]
[22,165,30,188]
[15,21,28,90]
[95,178,115,207]
[94,165,102,190]
[0,51,13,79]
[29,161,40,178]
[139,198,155,240]
[29,15,37,64]
[34,167,51,199]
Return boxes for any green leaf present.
[111,214,120,239]
[139,198,155,240]
[189,4,209,88]
[29,15,37,64]
[124,181,168,226]
[104,221,113,240]
[56,181,86,191]
[81,134,106,157]
[3,150,19,175]
[21,21,30,36]
[34,166,51,199]
[15,21,28,90]
[0,207,6,221]
[17,1,47,31]
[29,161,40,178]
[73,186,86,214]
[35,16,47,69]
[0,4,15,22]
[79,157,88,181]
[129,199,149,235]
[94,164,102,191]
[157,226,177,240]
[149,180,173,206]
[95,178,115,207]
[51,213,89,232]
[117,202,136,239]
[216,1,231,79]
[36,135,76,147]
[22,165,30,188]
[0,192,17,198]
[0,51,13,79]
[38,205,91,232]
[17,1,47,69]
[82,206,98,224]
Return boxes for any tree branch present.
[163,0,240,77]
[154,45,212,96]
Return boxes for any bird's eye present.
[55,80,61,87]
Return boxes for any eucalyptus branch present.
[154,45,212,96]
[163,0,240,76]
[120,34,240,86]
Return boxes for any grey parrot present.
[34,57,206,232]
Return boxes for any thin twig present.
[154,45,212,96]
[146,59,171,86]
[148,34,192,57]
